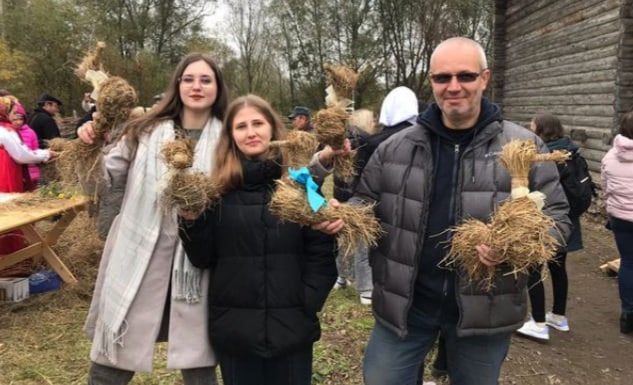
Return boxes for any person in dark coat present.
[29,93,62,148]
[517,113,585,340]
[180,94,337,385]
[314,37,571,385]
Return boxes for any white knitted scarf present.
[93,117,221,364]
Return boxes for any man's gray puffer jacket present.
[351,119,571,338]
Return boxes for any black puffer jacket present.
[180,158,337,357]
[352,100,571,338]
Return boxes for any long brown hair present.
[213,94,286,193]
[125,52,229,145]
[532,113,564,142]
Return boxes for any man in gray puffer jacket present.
[317,37,571,385]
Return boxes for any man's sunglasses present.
[430,71,484,84]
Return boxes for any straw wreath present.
[444,140,569,291]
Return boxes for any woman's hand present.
[179,209,201,221]
[77,121,96,145]
[476,244,503,266]
[311,199,345,235]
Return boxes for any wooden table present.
[0,194,89,285]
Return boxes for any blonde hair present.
[348,108,376,134]
[213,94,286,193]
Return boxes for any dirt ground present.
[498,217,632,385]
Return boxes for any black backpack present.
[557,151,596,217]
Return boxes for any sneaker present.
[546,312,570,332]
[333,277,348,290]
[516,319,549,341]
[360,295,372,305]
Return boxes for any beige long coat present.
[83,135,215,372]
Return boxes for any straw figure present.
[315,64,359,180]
[75,41,109,102]
[269,129,319,168]
[270,106,382,255]
[160,139,220,217]
[323,63,358,110]
[48,77,137,195]
[270,178,381,257]
[445,140,570,290]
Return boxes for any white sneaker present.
[546,312,570,331]
[333,277,348,290]
[360,295,372,305]
[516,319,550,340]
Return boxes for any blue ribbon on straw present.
[288,167,327,212]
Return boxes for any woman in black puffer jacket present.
[180,94,337,385]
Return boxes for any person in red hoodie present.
[9,102,41,190]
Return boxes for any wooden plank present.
[505,49,618,78]
[599,257,621,275]
[0,196,88,232]
[502,93,614,106]
[507,11,620,55]
[0,243,43,270]
[503,81,616,98]
[507,27,621,69]
[506,0,617,35]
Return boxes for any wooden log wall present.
[493,0,630,178]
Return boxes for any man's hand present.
[476,244,503,266]
[317,139,352,167]
[311,198,345,235]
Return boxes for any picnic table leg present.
[45,209,79,245]
[20,224,78,285]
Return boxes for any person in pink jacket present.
[601,110,633,334]
[9,102,40,190]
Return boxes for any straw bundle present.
[75,41,107,80]
[162,170,220,217]
[323,64,358,101]
[160,140,220,216]
[446,197,559,290]
[445,139,568,291]
[269,130,319,168]
[269,178,382,257]
[499,140,569,190]
[93,76,138,140]
[313,107,356,179]
[161,139,195,169]
[44,77,137,197]
[40,138,78,188]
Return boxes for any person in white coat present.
[78,52,229,385]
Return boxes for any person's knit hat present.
[13,102,26,117]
